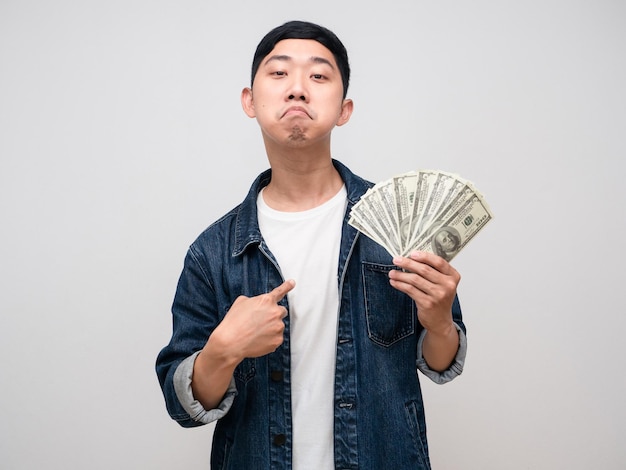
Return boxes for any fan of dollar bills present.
[348,170,493,261]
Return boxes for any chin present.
[287,126,307,143]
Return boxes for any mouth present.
[282,106,311,119]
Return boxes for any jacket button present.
[273,434,286,446]
[270,370,283,382]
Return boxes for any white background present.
[1,1,625,469]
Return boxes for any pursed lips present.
[281,106,311,118]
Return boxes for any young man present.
[156,20,467,470]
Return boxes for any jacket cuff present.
[416,322,467,385]
[173,351,237,424]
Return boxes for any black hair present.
[250,20,350,99]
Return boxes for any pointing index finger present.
[269,279,296,303]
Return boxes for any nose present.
[288,94,306,101]
[287,73,308,101]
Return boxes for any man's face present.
[435,230,457,252]
[242,39,352,148]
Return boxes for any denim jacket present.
[156,160,467,470]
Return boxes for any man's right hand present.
[212,279,296,362]
[192,279,296,410]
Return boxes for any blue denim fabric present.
[156,160,466,470]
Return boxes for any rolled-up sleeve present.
[173,351,238,424]
[416,322,467,385]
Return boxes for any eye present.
[311,73,326,80]
[271,70,286,77]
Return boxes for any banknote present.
[348,170,493,260]
[414,194,492,261]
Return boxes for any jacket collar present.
[232,159,371,257]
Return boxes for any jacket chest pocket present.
[362,262,415,347]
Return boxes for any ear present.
[336,98,354,127]
[241,87,256,118]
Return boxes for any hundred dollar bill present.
[371,178,402,250]
[413,193,493,261]
[408,171,458,249]
[348,212,389,250]
[434,172,469,217]
[392,171,418,254]
[349,195,401,256]
[403,179,477,255]
[405,170,438,252]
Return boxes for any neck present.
[262,148,343,212]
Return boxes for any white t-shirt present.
[257,186,347,470]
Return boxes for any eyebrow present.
[263,54,335,69]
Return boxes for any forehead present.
[262,38,338,67]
